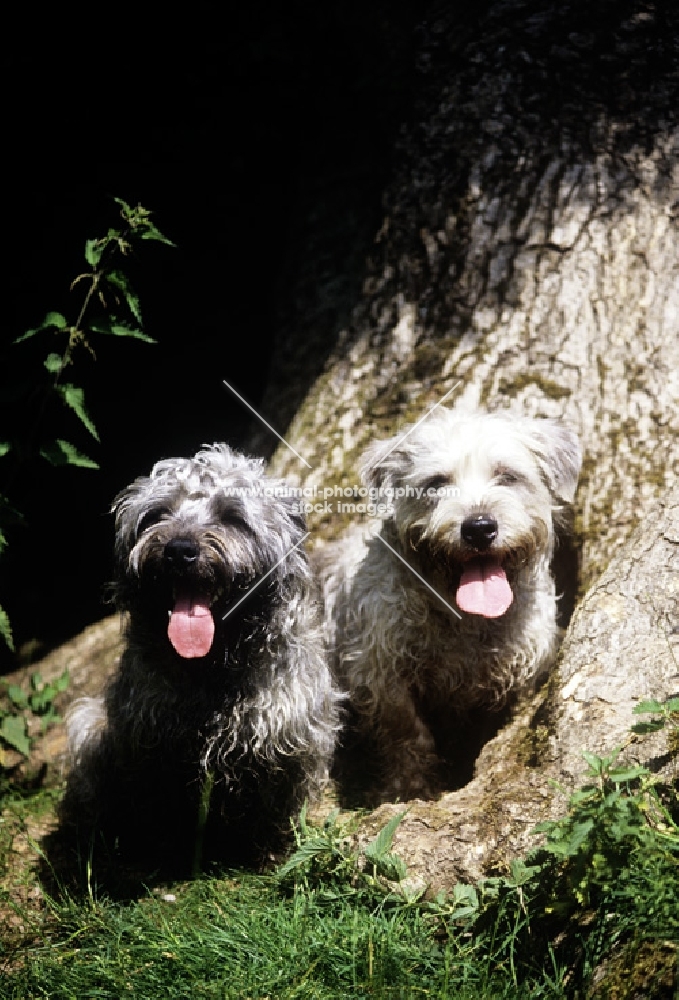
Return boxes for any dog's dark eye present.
[137,508,170,535]
[421,475,451,494]
[212,497,254,534]
[220,511,250,530]
[494,468,522,486]
[215,504,249,530]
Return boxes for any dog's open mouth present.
[455,557,513,618]
[167,591,215,658]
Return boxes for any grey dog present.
[61,444,341,873]
[316,408,581,804]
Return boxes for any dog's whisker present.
[222,532,310,622]
[375,533,462,620]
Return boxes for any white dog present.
[316,409,581,802]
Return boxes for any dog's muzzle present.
[457,515,512,618]
[163,537,216,660]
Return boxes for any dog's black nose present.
[461,515,498,550]
[164,537,200,567]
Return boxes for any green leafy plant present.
[532,748,655,911]
[632,695,679,752]
[362,811,408,882]
[11,198,173,470]
[277,804,408,903]
[459,738,679,992]
[0,199,174,649]
[0,669,69,761]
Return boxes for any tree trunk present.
[267,0,679,592]
[261,0,679,881]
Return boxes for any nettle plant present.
[0,199,174,650]
[0,669,70,766]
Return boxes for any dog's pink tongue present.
[167,597,215,658]
[456,558,513,618]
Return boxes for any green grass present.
[3,872,566,1000]
[2,708,679,999]
[4,784,676,1000]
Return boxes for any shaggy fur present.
[316,409,581,803]
[61,445,341,874]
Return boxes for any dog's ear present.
[359,436,411,494]
[524,421,582,504]
[111,484,139,551]
[110,476,169,578]
[109,482,148,593]
[283,494,310,538]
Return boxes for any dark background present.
[2,1,429,669]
